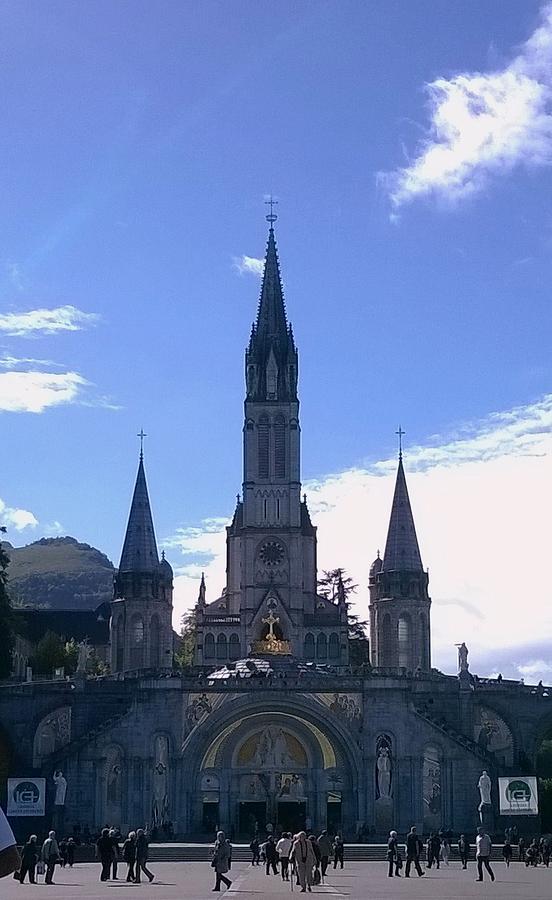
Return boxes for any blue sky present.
[2,1,552,678]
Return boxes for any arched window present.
[382,613,394,665]
[204,633,215,660]
[150,616,160,669]
[304,633,315,659]
[398,614,411,668]
[115,617,124,672]
[422,745,441,832]
[316,633,328,660]
[216,633,228,660]
[274,415,286,478]
[130,615,144,669]
[229,634,240,660]
[258,416,269,479]
[329,632,340,659]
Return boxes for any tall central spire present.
[382,456,423,572]
[255,227,288,342]
[119,453,159,572]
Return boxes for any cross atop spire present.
[265,194,278,227]
[396,425,405,460]
[137,428,147,459]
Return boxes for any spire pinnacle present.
[396,425,405,460]
[382,455,423,572]
[137,428,147,460]
[265,194,278,227]
[198,572,206,607]
[119,451,159,572]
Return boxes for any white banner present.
[7,778,46,817]
[498,776,539,816]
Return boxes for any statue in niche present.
[152,736,170,827]
[107,763,122,805]
[376,743,392,798]
[76,640,90,673]
[53,771,67,806]
[478,770,492,806]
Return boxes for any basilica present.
[1,218,551,840]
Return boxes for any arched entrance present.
[184,699,361,839]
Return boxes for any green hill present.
[4,536,115,610]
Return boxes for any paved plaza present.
[5,861,552,900]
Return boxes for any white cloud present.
[385,3,552,206]
[233,255,265,277]
[0,305,100,337]
[0,498,38,532]
[0,354,59,370]
[43,520,65,537]
[516,659,552,680]
[167,393,552,678]
[0,370,90,413]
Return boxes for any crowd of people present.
[211,829,345,892]
[13,824,155,885]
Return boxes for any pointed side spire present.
[197,572,206,607]
[382,457,423,572]
[119,454,159,572]
[255,226,288,341]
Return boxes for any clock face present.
[259,540,285,566]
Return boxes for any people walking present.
[405,826,424,877]
[518,836,526,862]
[211,830,232,892]
[122,831,137,882]
[475,827,495,882]
[502,839,512,867]
[66,837,75,867]
[96,828,113,882]
[309,834,321,882]
[333,834,344,869]
[276,832,292,881]
[387,830,400,877]
[458,834,469,869]
[291,831,316,893]
[427,832,441,869]
[135,828,155,883]
[249,836,260,866]
[264,835,278,875]
[109,828,120,879]
[41,830,60,885]
[18,835,39,884]
[317,830,332,877]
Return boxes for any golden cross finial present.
[396,425,405,459]
[262,610,280,638]
[137,428,147,458]
[265,194,278,227]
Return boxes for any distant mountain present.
[4,536,115,610]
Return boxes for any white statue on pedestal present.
[478,770,491,806]
[53,770,67,806]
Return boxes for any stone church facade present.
[1,218,552,841]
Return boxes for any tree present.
[317,567,370,666]
[30,631,68,675]
[0,528,15,678]
[174,607,198,670]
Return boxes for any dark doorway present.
[239,801,266,837]
[277,801,306,834]
[327,796,342,835]
[537,736,552,832]
[202,801,219,834]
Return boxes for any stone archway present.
[184,696,362,838]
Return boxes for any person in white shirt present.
[475,827,495,882]
[276,832,292,881]
[0,806,20,878]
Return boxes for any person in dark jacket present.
[405,826,424,877]
[387,830,400,877]
[58,838,68,868]
[317,831,332,876]
[458,834,469,869]
[427,832,441,869]
[109,828,120,879]
[135,829,154,883]
[502,839,513,867]
[122,831,137,882]
[66,837,75,867]
[19,835,39,884]
[249,837,260,865]
[96,828,113,882]
[264,836,278,875]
